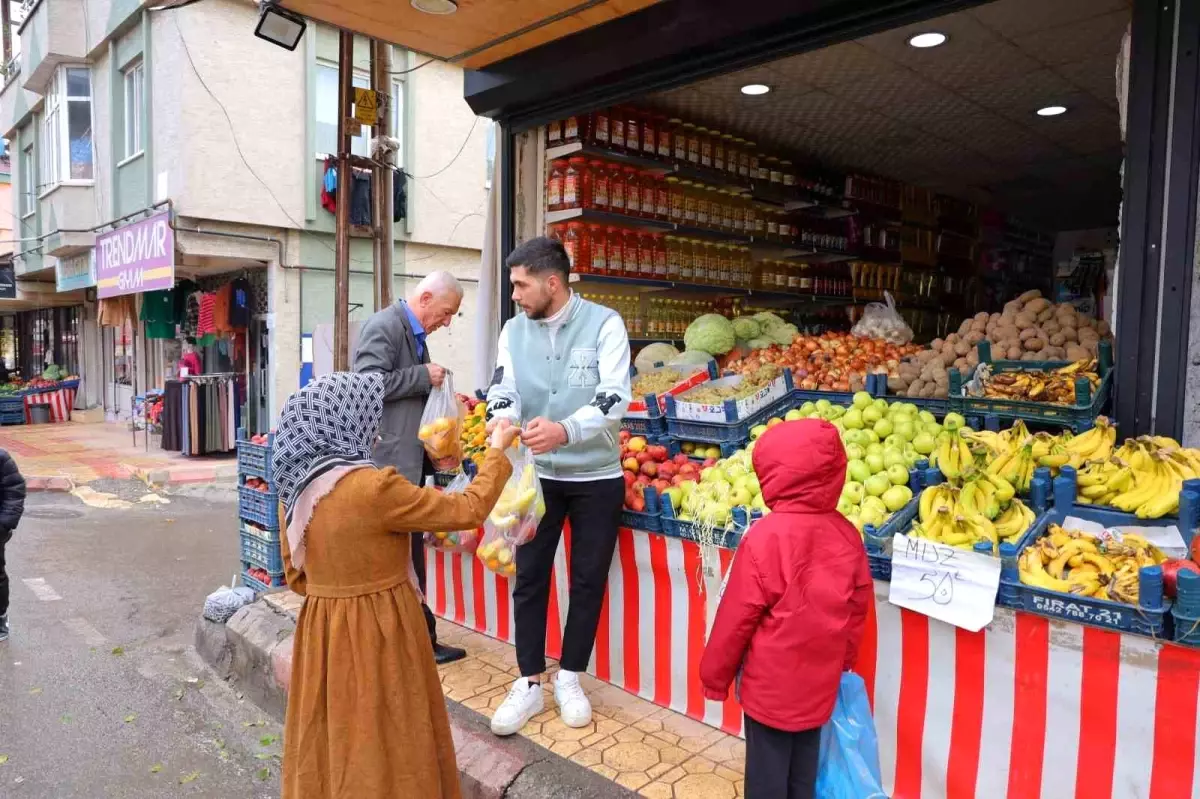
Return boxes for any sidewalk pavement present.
[0,420,237,490]
[197,590,746,798]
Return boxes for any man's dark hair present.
[506,236,571,281]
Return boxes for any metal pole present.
[372,40,395,309]
[2,1,11,70]
[333,30,354,371]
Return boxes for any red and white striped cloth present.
[23,387,76,423]
[426,527,1200,799]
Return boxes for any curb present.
[26,476,75,493]
[195,599,634,799]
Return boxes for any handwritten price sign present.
[888,533,1000,632]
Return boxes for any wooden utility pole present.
[370,40,395,310]
[2,1,12,68]
[332,30,354,371]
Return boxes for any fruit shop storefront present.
[274,0,1200,796]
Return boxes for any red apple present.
[671,474,688,486]
[635,451,654,465]
[619,429,632,444]
[673,453,690,466]
[640,461,658,477]
[651,478,671,494]
[636,474,650,485]
[622,471,636,487]
[647,445,669,461]
[657,461,677,479]
[628,495,646,513]
[702,457,718,468]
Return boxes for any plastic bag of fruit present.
[425,471,481,554]
[851,291,913,345]
[476,447,544,577]
[417,370,465,471]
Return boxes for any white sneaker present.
[491,677,544,736]
[553,670,592,728]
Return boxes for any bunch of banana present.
[982,361,1102,405]
[488,463,544,529]
[1063,416,1116,468]
[986,440,1037,494]
[933,432,975,481]
[1019,525,1164,602]
[1076,437,1200,518]
[1030,432,1071,470]
[913,476,1032,552]
[911,505,998,551]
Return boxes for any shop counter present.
[426,525,1200,799]
[22,382,78,423]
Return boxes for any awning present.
[276,0,659,69]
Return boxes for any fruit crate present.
[239,485,280,529]
[241,520,278,541]
[948,341,1113,434]
[621,485,662,533]
[664,437,744,462]
[998,473,1185,637]
[240,530,285,574]
[241,566,287,593]
[0,396,25,413]
[236,428,274,482]
[865,373,953,417]
[659,502,758,548]
[664,369,795,444]
[624,361,718,437]
[0,409,25,426]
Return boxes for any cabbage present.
[669,350,717,367]
[747,337,774,350]
[752,311,786,332]
[768,323,799,346]
[731,316,761,340]
[634,342,681,372]
[683,314,737,355]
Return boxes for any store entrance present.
[541,0,1126,403]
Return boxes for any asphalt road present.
[0,487,284,798]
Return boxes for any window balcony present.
[16,0,89,94]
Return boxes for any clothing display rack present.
[161,373,240,456]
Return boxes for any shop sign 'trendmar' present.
[96,210,175,299]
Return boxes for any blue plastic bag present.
[815,672,888,799]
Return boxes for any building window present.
[315,62,370,157]
[123,61,144,159]
[40,66,94,189]
[20,142,34,217]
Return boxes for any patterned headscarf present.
[273,372,385,528]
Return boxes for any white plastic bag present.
[476,447,544,577]
[425,471,481,554]
[417,370,464,470]
[851,291,914,345]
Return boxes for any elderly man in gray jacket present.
[353,270,467,664]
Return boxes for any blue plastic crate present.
[663,437,744,462]
[240,530,285,574]
[624,362,718,437]
[236,428,274,482]
[659,502,757,548]
[621,415,668,437]
[0,410,25,426]
[620,485,662,532]
[998,473,1177,637]
[664,369,795,444]
[241,567,287,593]
[0,396,24,413]
[239,486,280,528]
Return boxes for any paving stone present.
[639,782,674,798]
[616,772,651,791]
[672,773,737,799]
[603,742,660,772]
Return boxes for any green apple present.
[828,405,846,420]
[751,493,768,511]
[852,391,873,409]
[844,443,866,461]
[784,408,804,422]
[832,418,845,432]
[836,496,858,516]
[887,464,910,485]
[883,434,908,451]
[843,408,865,430]
[863,495,888,516]
[847,459,872,483]
[662,487,683,511]
[873,418,894,439]
[862,405,883,425]
[750,424,768,440]
[735,474,760,495]
[917,410,936,426]
[815,399,832,414]
[800,401,816,415]
[865,452,886,474]
[882,485,913,512]
[866,442,885,458]
[859,506,885,528]
[863,429,880,444]
[893,402,917,417]
[841,481,866,504]
[893,418,916,441]
[883,449,908,469]
[865,473,891,497]
[701,466,721,483]
[944,412,966,432]
[730,487,753,506]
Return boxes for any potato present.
[1014,313,1037,330]
[1043,346,1067,360]
[1042,320,1062,335]
[967,350,980,367]
[965,331,985,346]
[1024,297,1051,314]
[990,312,1002,324]
[1003,301,1024,316]
[909,378,925,395]
[958,319,974,336]
[941,351,957,367]
[954,341,971,356]
[1021,351,1040,361]
[946,332,961,345]
[1066,344,1090,361]
[930,337,945,351]
[1019,327,1039,342]
[1025,337,1046,352]
[922,384,939,399]
[1097,320,1111,337]
[1007,345,1023,359]
[1048,332,1066,347]
[1017,289,1043,304]
[1062,326,1079,343]
[1037,308,1055,323]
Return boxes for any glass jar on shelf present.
[780,160,795,187]
[590,160,610,210]
[765,156,782,184]
[624,166,643,217]
[638,233,656,277]
[670,118,687,162]
[654,174,671,221]
[786,261,801,292]
[609,163,627,215]
[739,247,754,287]
[717,244,732,286]
[563,113,581,145]
[637,171,656,220]
[623,230,641,278]
[606,227,626,276]
[722,134,738,176]
[734,138,750,177]
[562,221,585,270]
[665,177,685,223]
[698,127,713,168]
[610,105,627,152]
[684,123,701,164]
[589,224,608,275]
[678,238,694,282]
[547,159,567,212]
[657,115,673,160]
[584,108,611,148]
[764,208,780,241]
[624,106,642,157]
[681,181,699,226]
[547,118,564,149]
[562,157,588,210]
[694,183,711,229]
[712,130,725,173]
[652,234,668,279]
[745,143,760,180]
[797,263,813,294]
[665,236,682,280]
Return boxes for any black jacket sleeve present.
[0,449,26,533]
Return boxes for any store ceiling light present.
[411,0,458,14]
[1036,105,1068,117]
[254,3,307,51]
[741,84,771,96]
[907,32,947,48]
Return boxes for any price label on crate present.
[888,534,1000,632]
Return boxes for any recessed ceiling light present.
[907,32,947,48]
[1036,105,1068,117]
[411,0,457,14]
[741,84,770,96]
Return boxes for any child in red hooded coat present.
[700,419,872,799]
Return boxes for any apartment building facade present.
[0,0,491,430]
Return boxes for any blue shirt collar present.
[402,302,426,356]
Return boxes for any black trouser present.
[513,476,624,676]
[0,533,9,617]
[411,531,437,643]
[744,714,821,799]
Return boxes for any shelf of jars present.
[568,272,852,305]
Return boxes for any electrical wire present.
[409,116,481,180]
[390,58,436,76]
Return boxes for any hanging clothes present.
[140,288,181,340]
[197,293,217,336]
[211,283,234,334]
[161,380,183,451]
[228,277,251,328]
[395,170,407,222]
[351,173,372,225]
[181,292,202,339]
[321,157,337,213]
[98,296,136,328]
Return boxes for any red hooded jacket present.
[699,419,872,732]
